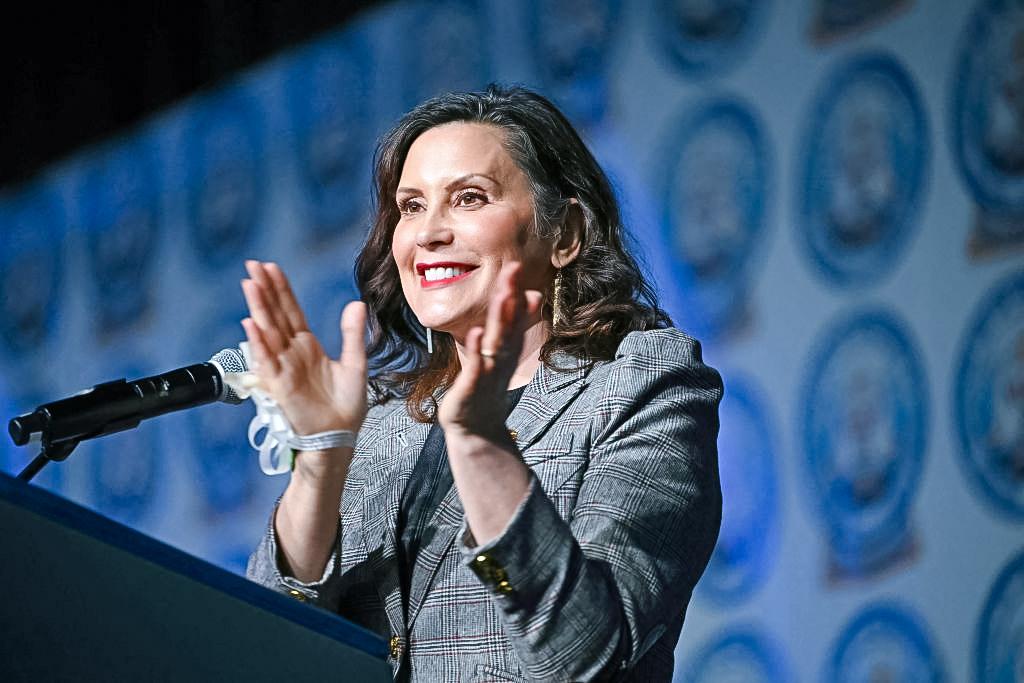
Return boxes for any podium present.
[0,471,391,681]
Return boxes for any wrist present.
[291,447,353,485]
[288,430,357,452]
[444,426,517,459]
[291,414,363,436]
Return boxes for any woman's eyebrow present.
[396,173,500,197]
[444,173,500,191]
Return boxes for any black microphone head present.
[209,348,248,405]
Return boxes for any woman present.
[245,85,722,682]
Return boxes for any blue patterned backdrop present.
[1,1,1022,680]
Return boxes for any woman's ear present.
[551,199,583,269]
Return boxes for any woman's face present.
[392,122,554,340]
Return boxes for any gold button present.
[287,589,307,602]
[472,554,496,582]
[471,553,514,590]
[507,428,518,441]
[389,635,402,660]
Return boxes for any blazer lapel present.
[404,355,592,629]
[361,410,430,641]
[405,483,463,629]
[507,352,591,458]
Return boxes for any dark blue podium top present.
[0,470,390,681]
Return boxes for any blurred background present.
[1,0,1021,680]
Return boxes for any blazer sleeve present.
[458,329,723,680]
[246,501,345,608]
[246,381,395,608]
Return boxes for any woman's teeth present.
[424,266,466,282]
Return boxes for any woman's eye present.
[456,192,485,207]
[399,199,423,214]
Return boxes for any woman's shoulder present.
[584,327,722,399]
[613,327,705,362]
[362,378,410,428]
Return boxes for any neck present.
[453,319,548,390]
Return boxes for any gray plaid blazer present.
[248,328,722,682]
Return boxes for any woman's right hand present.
[240,260,368,443]
[241,260,364,581]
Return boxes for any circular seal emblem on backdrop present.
[698,375,779,606]
[800,309,928,579]
[797,51,928,288]
[401,0,491,112]
[951,0,1024,256]
[187,308,262,516]
[975,548,1024,683]
[185,87,265,271]
[660,96,771,342]
[190,393,264,512]
[825,601,946,681]
[530,0,621,127]
[82,140,161,338]
[682,625,791,682]
[654,0,767,78]
[83,360,161,527]
[954,270,1024,520]
[0,184,63,361]
[807,0,913,45]
[286,29,374,246]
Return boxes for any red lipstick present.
[416,262,478,288]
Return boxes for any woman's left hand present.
[437,262,543,440]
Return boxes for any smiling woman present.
[244,85,723,682]
[392,122,553,342]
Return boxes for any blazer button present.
[389,635,403,660]
[492,567,512,593]
[287,589,307,602]
[472,553,496,582]
[472,553,514,593]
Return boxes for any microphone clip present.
[8,408,82,483]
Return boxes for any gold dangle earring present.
[552,269,564,328]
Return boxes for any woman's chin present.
[437,323,476,339]
[415,306,487,338]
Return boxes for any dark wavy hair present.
[355,84,670,420]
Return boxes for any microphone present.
[7,348,248,453]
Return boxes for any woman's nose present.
[415,206,454,248]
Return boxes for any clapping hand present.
[240,260,368,439]
[437,262,543,441]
